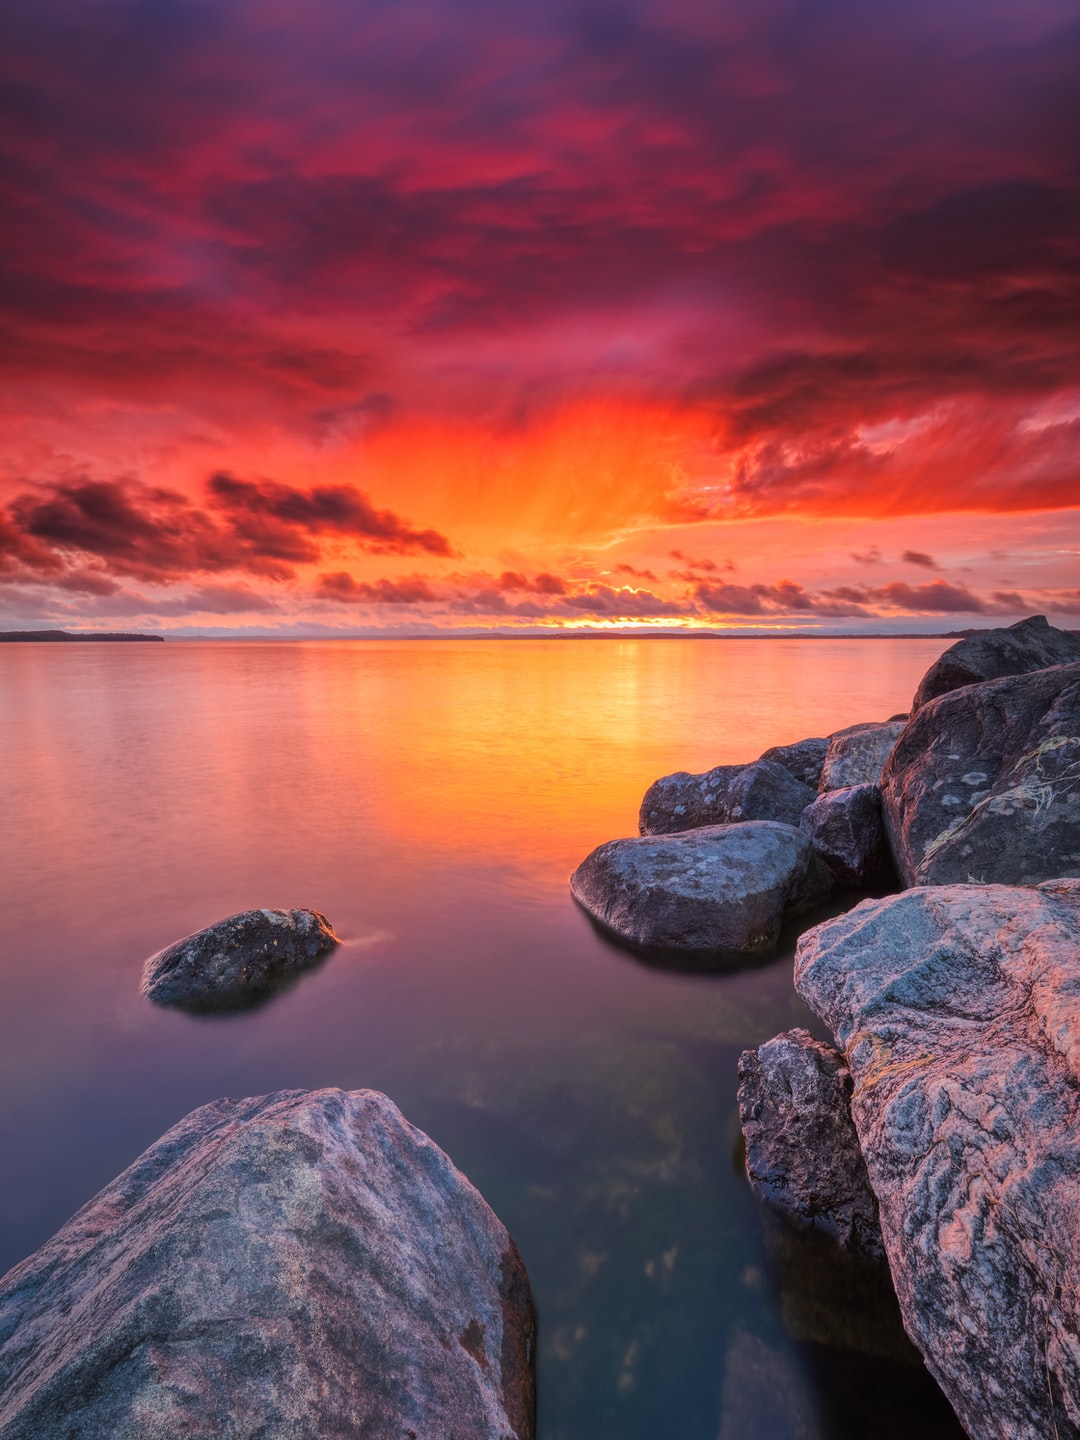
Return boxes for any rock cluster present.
[0,1088,536,1440]
[728,616,1080,1440]
[574,615,1080,970]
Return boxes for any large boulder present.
[882,662,1080,886]
[570,821,832,961]
[800,783,889,885]
[795,880,1080,1440]
[913,614,1080,712]
[639,759,816,836]
[738,1028,883,1259]
[142,908,339,1011]
[758,736,830,789]
[818,721,906,791]
[0,1088,536,1440]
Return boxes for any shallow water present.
[0,637,966,1437]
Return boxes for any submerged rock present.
[570,821,832,961]
[800,783,888,885]
[738,1028,883,1259]
[639,759,816,836]
[758,736,830,790]
[795,880,1080,1440]
[818,721,906,792]
[0,1088,536,1440]
[142,907,339,1011]
[912,614,1080,712]
[882,661,1080,886]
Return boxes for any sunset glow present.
[2,0,1077,633]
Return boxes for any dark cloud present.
[318,572,439,604]
[817,580,988,614]
[866,580,985,614]
[901,550,938,569]
[209,473,454,557]
[613,562,658,581]
[0,473,455,587]
[494,570,568,594]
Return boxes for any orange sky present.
[1,0,1078,633]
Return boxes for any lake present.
[0,636,967,1438]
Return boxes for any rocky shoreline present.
[572,613,1080,1438]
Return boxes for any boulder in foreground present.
[912,614,1080,712]
[738,1028,883,1260]
[639,759,816,835]
[0,1088,536,1440]
[882,661,1080,886]
[800,783,888,885]
[142,907,339,1011]
[571,821,832,961]
[796,880,1080,1440]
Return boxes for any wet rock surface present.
[142,907,339,1011]
[819,721,906,791]
[571,821,832,961]
[882,661,1080,886]
[795,880,1080,1440]
[0,1088,536,1440]
[738,1028,883,1259]
[912,614,1080,712]
[758,736,830,790]
[639,759,816,836]
[800,783,888,885]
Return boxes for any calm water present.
[0,637,966,1438]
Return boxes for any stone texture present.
[794,880,1080,1440]
[819,721,906,791]
[570,820,832,961]
[882,662,1080,886]
[142,907,339,1011]
[800,783,888,885]
[639,759,816,836]
[912,614,1080,712]
[738,1028,883,1259]
[0,1088,536,1440]
[758,736,830,790]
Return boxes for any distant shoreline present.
[0,627,987,643]
[0,630,164,643]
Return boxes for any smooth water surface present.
[0,638,966,1438]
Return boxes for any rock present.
[142,907,339,1011]
[794,880,1080,1440]
[819,721,906,791]
[639,759,816,836]
[882,662,1080,886]
[912,614,1080,712]
[758,736,830,789]
[0,1088,536,1440]
[800,783,888,885]
[570,821,832,961]
[738,1028,883,1259]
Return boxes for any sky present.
[1,0,1078,635]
